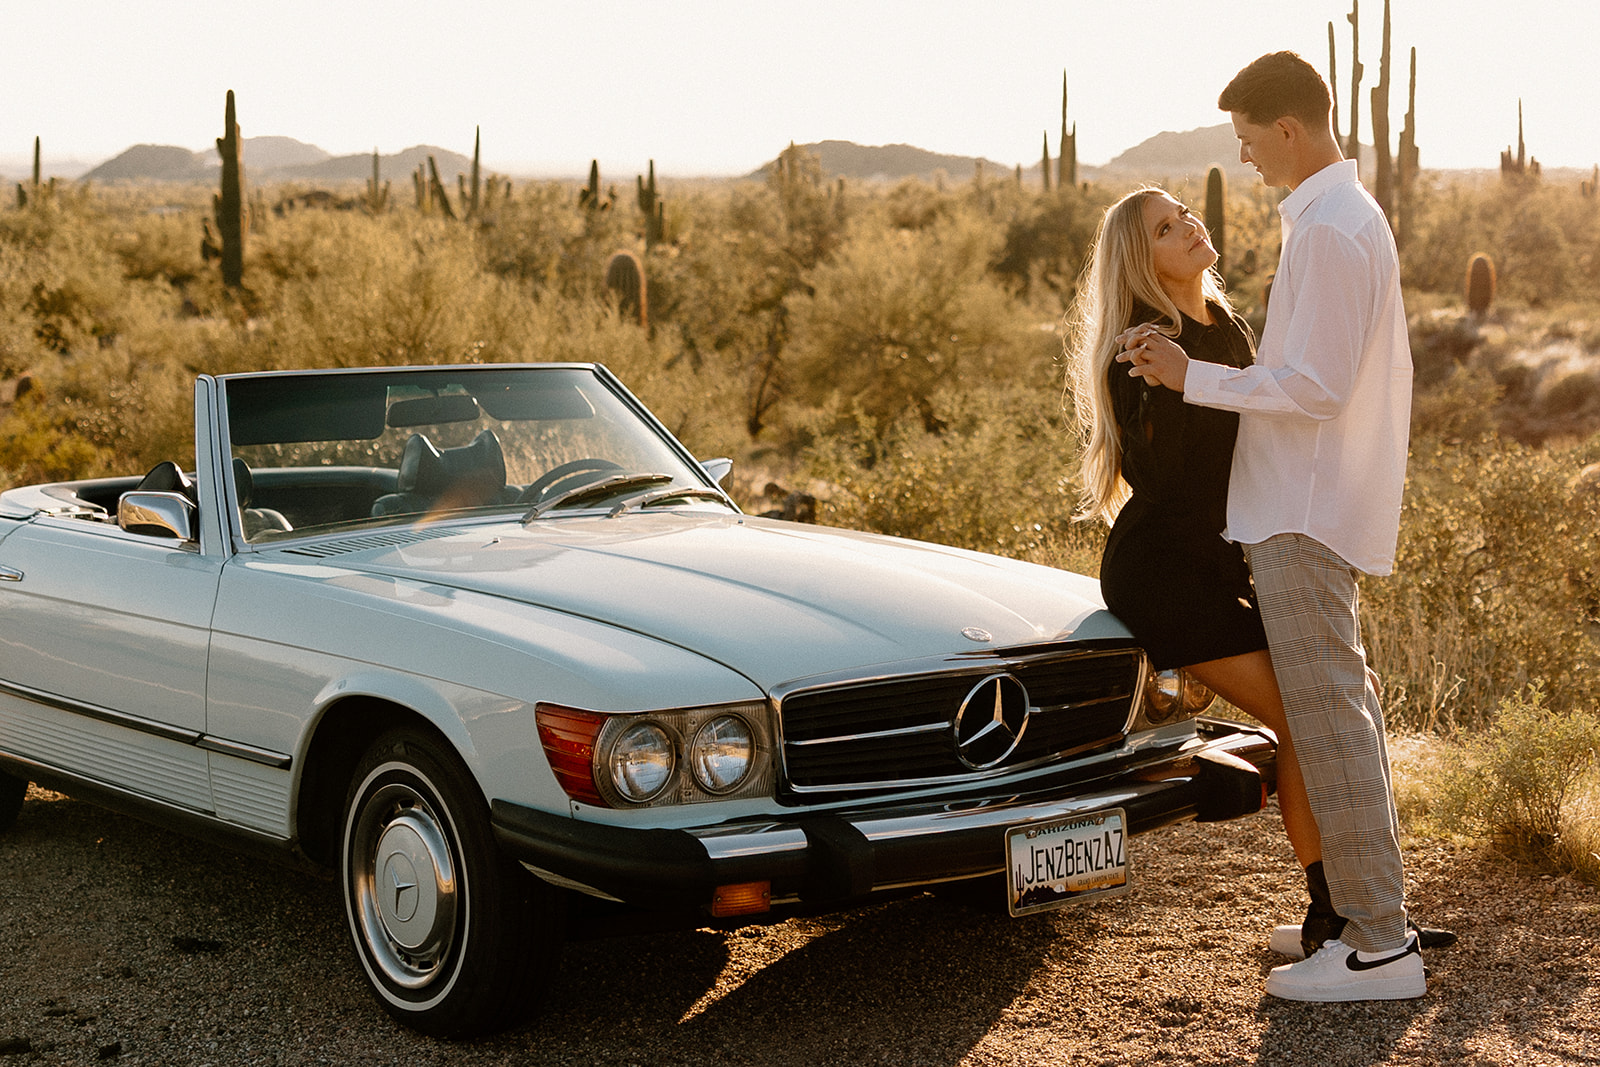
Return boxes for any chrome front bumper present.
[490,720,1276,912]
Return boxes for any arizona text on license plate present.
[1005,808,1129,917]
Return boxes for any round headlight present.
[1143,668,1217,723]
[689,715,754,794]
[606,722,676,803]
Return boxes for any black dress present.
[1098,301,1269,670]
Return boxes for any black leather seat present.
[233,458,293,537]
[370,431,515,517]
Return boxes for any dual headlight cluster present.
[536,700,773,808]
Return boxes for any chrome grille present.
[776,648,1142,794]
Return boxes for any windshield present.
[221,365,723,543]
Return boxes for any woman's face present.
[1142,192,1217,291]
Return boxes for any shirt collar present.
[1279,159,1359,223]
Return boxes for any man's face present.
[1230,112,1292,188]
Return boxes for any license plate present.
[1005,808,1129,917]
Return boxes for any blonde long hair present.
[1064,187,1234,525]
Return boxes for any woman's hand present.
[1115,322,1189,392]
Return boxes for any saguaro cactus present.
[1345,0,1363,170]
[365,148,389,213]
[580,160,604,211]
[1205,166,1227,277]
[427,156,456,220]
[468,126,481,219]
[1040,132,1052,193]
[1397,47,1420,249]
[1370,0,1394,227]
[1058,72,1077,189]
[604,250,648,329]
[1466,252,1496,317]
[636,160,663,247]
[215,90,246,289]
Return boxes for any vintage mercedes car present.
[0,363,1276,1036]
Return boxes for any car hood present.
[312,512,1122,687]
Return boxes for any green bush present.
[1364,431,1600,731]
[783,210,1034,438]
[1432,684,1599,860]
[802,378,1079,558]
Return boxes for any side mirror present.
[118,491,197,541]
[701,457,733,486]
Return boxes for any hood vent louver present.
[282,526,461,559]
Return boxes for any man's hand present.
[1114,322,1189,392]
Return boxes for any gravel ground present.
[1,782,1596,1066]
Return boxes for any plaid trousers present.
[1243,533,1409,953]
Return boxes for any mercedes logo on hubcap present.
[952,673,1030,770]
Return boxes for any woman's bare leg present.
[1186,650,1321,868]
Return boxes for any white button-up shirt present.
[1183,160,1412,575]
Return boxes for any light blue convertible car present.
[0,364,1276,1036]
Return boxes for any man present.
[1119,51,1425,1002]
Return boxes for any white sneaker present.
[1269,923,1308,959]
[1265,936,1426,1002]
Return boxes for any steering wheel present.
[516,458,624,504]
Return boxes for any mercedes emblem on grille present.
[951,673,1030,770]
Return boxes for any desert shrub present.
[1404,178,1600,306]
[474,180,633,298]
[989,184,1112,306]
[1365,434,1600,731]
[783,210,1036,439]
[802,378,1078,557]
[647,186,811,439]
[0,196,136,359]
[1432,684,1599,868]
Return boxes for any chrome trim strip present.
[0,677,200,745]
[694,826,810,860]
[196,736,294,770]
[0,566,21,582]
[0,677,292,769]
[786,721,948,748]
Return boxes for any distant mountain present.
[1098,124,1256,182]
[83,144,213,183]
[244,136,332,170]
[748,131,1254,186]
[79,137,472,185]
[268,145,474,183]
[746,140,1012,184]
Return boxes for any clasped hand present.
[1114,323,1188,391]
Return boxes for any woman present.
[1065,187,1333,956]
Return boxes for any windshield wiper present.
[521,473,673,522]
[606,487,733,517]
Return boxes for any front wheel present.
[341,729,561,1037]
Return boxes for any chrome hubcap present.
[352,779,459,989]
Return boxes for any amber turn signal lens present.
[710,881,771,917]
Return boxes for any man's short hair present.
[1218,51,1331,128]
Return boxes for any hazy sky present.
[4,1,1594,178]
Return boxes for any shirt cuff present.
[1183,358,1228,404]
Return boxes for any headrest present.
[397,431,507,501]
[135,460,194,498]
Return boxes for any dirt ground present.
[1,783,1596,1066]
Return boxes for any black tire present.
[340,728,562,1037]
[0,769,24,832]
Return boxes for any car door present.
[0,508,223,812]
